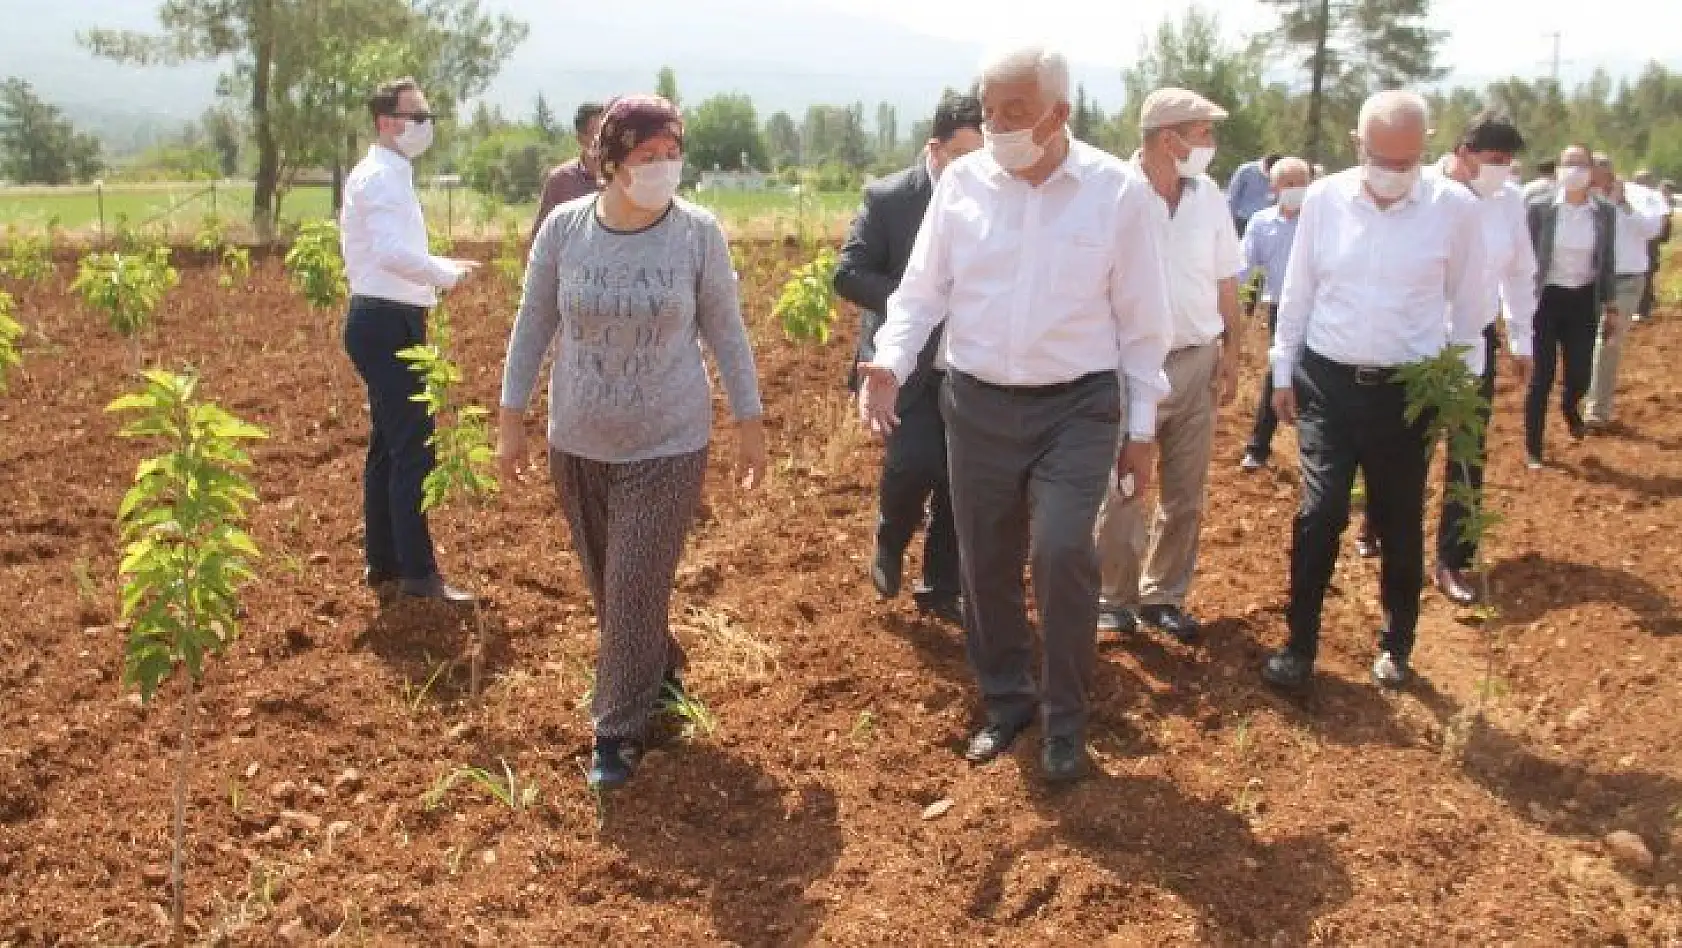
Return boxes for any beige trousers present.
[1095,342,1220,610]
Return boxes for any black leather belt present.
[955,370,1109,397]
[1304,349,1400,386]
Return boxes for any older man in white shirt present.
[857,46,1172,782]
[341,77,479,605]
[1585,160,1669,426]
[1262,90,1487,692]
[1094,87,1243,646]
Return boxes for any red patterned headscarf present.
[596,95,685,182]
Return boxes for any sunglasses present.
[390,110,434,124]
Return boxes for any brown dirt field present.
[1,249,1680,947]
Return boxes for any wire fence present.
[0,180,858,246]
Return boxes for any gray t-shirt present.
[501,196,763,463]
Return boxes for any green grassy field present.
[0,181,859,242]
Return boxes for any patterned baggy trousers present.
[549,447,709,740]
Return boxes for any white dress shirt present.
[341,145,461,308]
[873,140,1173,438]
[1271,167,1488,387]
[1132,159,1244,349]
[1548,197,1598,289]
[1463,177,1539,360]
[1612,182,1669,275]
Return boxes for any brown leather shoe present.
[1434,565,1478,606]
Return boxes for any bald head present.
[1358,90,1429,139]
[1356,90,1429,170]
[1270,157,1311,189]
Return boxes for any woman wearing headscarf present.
[497,95,766,790]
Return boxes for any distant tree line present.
[6,2,1682,218]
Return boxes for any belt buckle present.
[1354,366,1386,386]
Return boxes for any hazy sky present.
[810,0,1682,85]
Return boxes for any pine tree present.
[656,66,681,107]
[533,92,557,142]
[1262,0,1446,161]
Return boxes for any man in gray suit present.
[836,94,984,624]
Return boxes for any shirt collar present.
[985,133,1082,185]
[372,144,412,169]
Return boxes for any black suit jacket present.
[834,161,943,409]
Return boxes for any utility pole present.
[1540,32,1574,85]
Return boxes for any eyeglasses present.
[390,111,434,124]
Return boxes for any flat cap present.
[1140,87,1229,130]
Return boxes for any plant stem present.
[170,672,197,948]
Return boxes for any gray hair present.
[1357,90,1429,137]
[1270,157,1311,183]
[978,45,1071,106]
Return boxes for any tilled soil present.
[1,251,1679,946]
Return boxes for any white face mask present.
[624,158,683,210]
[393,118,433,159]
[1471,163,1510,198]
[985,112,1050,172]
[1176,144,1217,178]
[1557,166,1592,192]
[1277,186,1307,210]
[1364,162,1418,200]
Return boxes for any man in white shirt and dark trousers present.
[858,46,1172,782]
[1238,156,1311,471]
[1094,88,1242,645]
[1262,91,1488,691]
[1423,113,1537,606]
[341,78,480,605]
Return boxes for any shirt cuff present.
[1272,357,1294,389]
[871,346,914,386]
[1460,339,1486,378]
[1127,392,1157,440]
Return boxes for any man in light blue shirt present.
[1237,156,1310,471]
[1227,152,1280,235]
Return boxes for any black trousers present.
[344,296,438,582]
[1525,283,1597,459]
[878,377,961,599]
[1245,304,1279,460]
[1286,350,1434,662]
[1437,324,1499,571]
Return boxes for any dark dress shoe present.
[915,593,964,625]
[365,568,399,607]
[1355,530,1380,559]
[1041,735,1089,783]
[1566,416,1586,441]
[1262,649,1314,690]
[965,716,1032,764]
[1239,452,1265,473]
[399,574,476,604]
[1097,607,1138,635]
[871,546,904,600]
[1434,565,1479,606]
[1139,604,1200,643]
[1371,651,1410,688]
[587,738,643,790]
